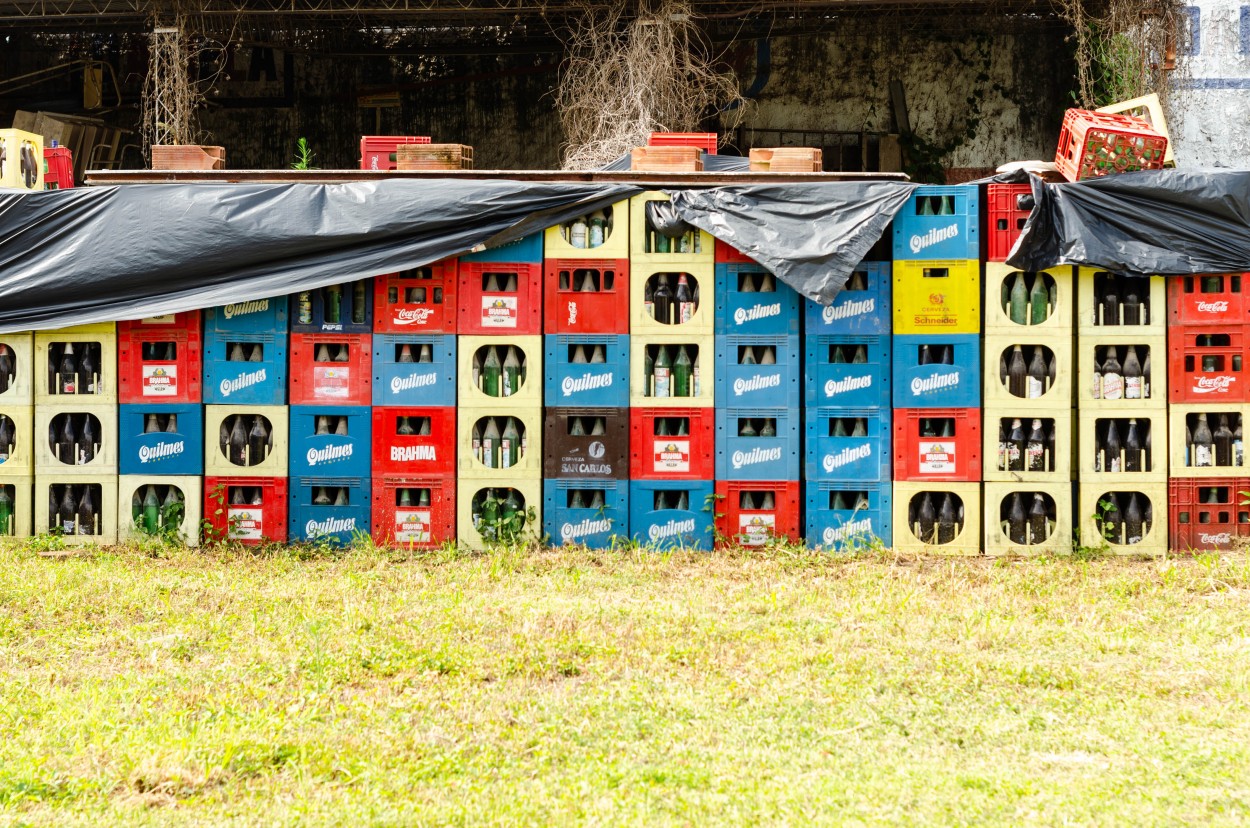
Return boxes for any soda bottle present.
[672,347,692,397]
[760,418,777,437]
[502,417,520,468]
[398,344,414,363]
[1101,279,1119,326]
[0,485,12,535]
[1007,418,1025,472]
[1192,413,1214,468]
[59,343,77,394]
[230,487,246,506]
[482,418,501,468]
[316,416,330,435]
[937,494,959,544]
[739,419,757,438]
[249,344,264,362]
[571,345,588,365]
[297,292,313,324]
[919,344,934,366]
[1007,345,1027,398]
[1102,419,1123,472]
[314,488,331,505]
[247,416,268,465]
[1101,347,1123,400]
[58,485,76,534]
[915,493,937,543]
[57,414,76,464]
[643,276,655,321]
[1026,419,1046,472]
[589,216,605,248]
[652,275,673,325]
[144,413,161,434]
[418,344,432,363]
[569,416,586,437]
[1122,292,1141,326]
[1234,418,1244,467]
[77,485,96,535]
[481,346,501,397]
[569,216,589,249]
[397,416,415,436]
[162,486,184,531]
[502,347,522,397]
[334,417,347,436]
[1124,418,1142,473]
[1008,271,1028,325]
[578,270,597,292]
[333,344,349,363]
[315,344,331,363]
[502,489,522,536]
[0,415,12,463]
[1122,345,1142,400]
[77,345,97,394]
[1028,493,1049,544]
[1214,414,1233,467]
[653,347,671,398]
[78,414,97,465]
[1124,492,1145,544]
[352,281,366,324]
[334,488,348,506]
[675,275,695,323]
[1029,274,1049,325]
[591,345,606,364]
[324,284,343,324]
[1027,347,1046,398]
[1006,492,1027,544]
[142,485,160,534]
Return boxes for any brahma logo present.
[221,300,270,319]
[733,374,781,396]
[732,446,782,469]
[307,444,353,467]
[648,518,696,542]
[822,297,874,323]
[138,440,185,463]
[394,307,436,325]
[561,518,612,542]
[733,303,781,325]
[822,444,872,473]
[306,517,356,537]
[1194,376,1235,393]
[391,445,437,463]
[562,373,613,397]
[219,368,267,398]
[909,224,959,254]
[822,517,873,545]
[391,373,437,394]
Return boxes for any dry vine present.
[141,8,236,156]
[1057,0,1189,109]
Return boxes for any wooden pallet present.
[749,147,823,172]
[396,143,474,170]
[151,145,226,170]
[630,145,703,172]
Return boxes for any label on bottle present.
[395,509,432,544]
[500,437,513,469]
[1026,442,1045,471]
[142,364,178,396]
[739,513,775,546]
[653,366,671,398]
[1000,441,1017,471]
[679,302,695,324]
[1126,531,1143,545]
[1091,373,1102,400]
[481,296,519,329]
[1102,373,1123,400]
[692,365,700,397]
[653,438,691,472]
[61,378,76,394]
[919,441,956,474]
[228,506,263,541]
[312,366,351,399]
[61,518,75,534]
[1236,440,1244,467]
[569,223,588,249]
[481,437,495,467]
[1195,444,1214,467]
[1124,376,1142,400]
[1026,377,1044,399]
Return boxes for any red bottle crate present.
[1167,273,1250,328]
[202,476,288,545]
[714,480,801,547]
[1169,477,1250,551]
[371,475,456,548]
[714,238,757,265]
[371,406,456,477]
[629,407,716,481]
[456,262,542,335]
[892,407,982,482]
[985,183,1033,261]
[373,261,459,333]
[543,258,630,334]
[1168,328,1249,403]
[649,132,717,154]
[360,135,431,171]
[43,146,74,189]
[1054,108,1168,182]
[289,333,372,406]
[117,313,203,403]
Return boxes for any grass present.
[1,540,1249,825]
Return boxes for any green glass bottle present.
[142,485,160,535]
[1008,271,1028,325]
[672,346,692,397]
[481,347,501,397]
[1029,274,1049,325]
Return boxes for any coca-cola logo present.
[394,308,435,325]
[1194,375,1235,393]
[1195,301,1230,314]
[1199,532,1232,545]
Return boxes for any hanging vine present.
[1057,0,1188,108]
[140,8,236,156]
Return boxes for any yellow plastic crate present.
[1077,409,1167,483]
[1078,481,1168,556]
[34,402,118,476]
[891,481,981,556]
[982,332,1074,408]
[0,475,33,540]
[892,260,981,334]
[0,332,34,406]
[456,404,543,480]
[34,472,119,545]
[1075,334,1167,409]
[543,199,629,260]
[984,263,1074,335]
[457,477,542,551]
[0,129,44,191]
[117,475,202,547]
[1167,403,1250,478]
[629,334,715,408]
[34,329,118,405]
[981,407,1073,483]
[204,404,289,478]
[1075,268,1165,333]
[983,481,1073,556]
[629,191,714,265]
[629,262,715,337]
[0,406,34,477]
[457,334,543,408]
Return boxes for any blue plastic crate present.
[713,263,801,336]
[288,476,371,546]
[543,479,629,549]
[204,298,289,335]
[288,405,372,479]
[461,232,543,264]
[803,262,891,335]
[804,334,891,408]
[891,333,982,409]
[290,280,374,334]
[372,333,456,407]
[804,481,892,551]
[892,185,980,261]
[714,406,801,481]
[119,403,204,476]
[628,479,715,550]
[543,334,629,408]
[203,329,288,405]
[714,334,800,409]
[804,407,892,482]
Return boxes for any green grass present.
[1,540,1249,825]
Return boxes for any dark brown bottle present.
[1007,345,1027,398]
[1026,418,1046,472]
[916,493,937,543]
[1008,418,1026,472]
[1214,414,1234,467]
[1028,493,1050,544]
[1006,492,1027,543]
[1102,419,1122,472]
[1123,418,1142,473]
[937,494,959,544]
[1124,492,1145,544]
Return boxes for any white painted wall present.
[1172,1,1250,166]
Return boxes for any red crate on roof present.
[118,312,203,403]
[1054,108,1168,182]
[1167,273,1250,328]
[1169,477,1250,551]
[985,183,1033,261]
[43,147,74,189]
[456,262,543,335]
[360,135,432,171]
[649,132,717,155]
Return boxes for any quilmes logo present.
[822,297,875,323]
[306,516,356,537]
[824,375,872,398]
[732,446,782,469]
[1194,375,1236,393]
[733,302,782,325]
[909,223,959,254]
[1196,300,1230,314]
[562,372,613,397]
[911,372,960,396]
[219,368,267,398]
[1199,532,1232,545]
[733,374,781,396]
[822,443,872,473]
[395,307,436,325]
[391,445,437,463]
[307,444,353,467]
[221,299,270,319]
[138,440,185,463]
[648,518,696,542]
[391,373,438,394]
[822,517,874,545]
[561,518,612,542]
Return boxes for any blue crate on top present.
[892,185,980,261]
[804,481,892,551]
[713,263,801,336]
[202,329,288,405]
[543,479,630,550]
[803,262,891,335]
[460,232,543,264]
[804,407,892,482]
[891,333,981,409]
[714,334,800,409]
[288,476,371,546]
[715,406,801,481]
[289,405,372,479]
[119,403,204,476]
[804,334,891,409]
[543,334,629,408]
[628,479,715,550]
[204,298,289,335]
[372,333,456,407]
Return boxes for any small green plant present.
[20,531,68,555]
[290,137,317,171]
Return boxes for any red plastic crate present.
[543,258,630,334]
[289,333,372,406]
[117,312,203,403]
[1168,328,1248,403]
[1054,108,1168,182]
[371,406,456,477]
[371,475,456,548]
[373,261,458,333]
[1169,477,1250,551]
[360,135,431,171]
[456,262,542,335]
[649,132,717,155]
[892,407,982,482]
[629,407,716,481]
[43,146,74,189]
[1167,273,1250,328]
[714,238,757,265]
[203,476,288,545]
[985,183,1033,261]
[714,480,800,547]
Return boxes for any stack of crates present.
[1076,268,1169,554]
[890,185,982,554]
[0,331,34,539]
[201,298,290,544]
[117,313,204,545]
[457,235,546,549]
[623,192,716,549]
[1165,272,1250,550]
[33,323,119,543]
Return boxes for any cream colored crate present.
[34,329,118,404]
[1078,481,1168,556]
[0,406,34,477]
[1076,268,1166,333]
[1168,403,1250,478]
[0,332,34,405]
[456,478,542,551]
[983,481,1073,556]
[457,335,542,408]
[629,334,715,408]
[982,333,1074,408]
[891,481,981,556]
[34,403,118,476]
[981,407,1073,483]
[1076,334,1167,409]
[117,475,203,547]
[35,473,119,545]
[204,405,289,478]
[629,192,714,264]
[984,263,1074,335]
[629,262,715,337]
[543,199,629,259]
[1078,409,1167,483]
[457,405,543,480]
[0,475,33,540]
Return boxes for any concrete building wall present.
[1172,0,1250,166]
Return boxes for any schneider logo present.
[733,374,781,396]
[824,375,872,397]
[909,223,959,254]
[307,444,353,466]
[733,303,781,325]
[392,373,437,394]
[219,368,267,398]
[561,518,612,542]
[822,297,875,323]
[221,299,270,319]
[648,518,696,541]
[732,446,783,469]
[911,372,959,395]
[822,444,872,472]
[138,440,185,463]
[562,373,613,396]
[306,517,356,536]
[823,518,873,545]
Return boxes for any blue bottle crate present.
[204,298,289,335]
[203,329,288,405]
[714,406,801,481]
[892,185,980,261]
[804,481,892,551]
[372,333,456,407]
[543,479,630,549]
[714,334,800,409]
[628,479,715,550]
[713,263,801,336]
[891,333,982,409]
[288,476,371,546]
[804,407,892,482]
[543,334,629,408]
[461,231,543,264]
[804,334,891,408]
[803,262,891,335]
[290,280,374,334]
[119,403,204,476]
[288,405,372,479]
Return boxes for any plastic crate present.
[456,405,542,480]
[714,335,800,410]
[202,476,288,545]
[543,406,629,480]
[713,263,801,336]
[462,232,543,264]
[1168,329,1248,403]
[891,333,982,409]
[627,479,715,550]
[204,405,289,478]
[714,480,800,547]
[0,333,34,405]
[43,146,74,189]
[985,183,1033,262]
[288,333,372,406]
[0,406,34,477]
[1076,268,1165,331]
[202,329,288,405]
[629,335,714,408]
[649,132,717,154]
[1054,108,1167,182]
[1168,478,1250,551]
[360,135,431,171]
[891,481,981,556]
[290,280,374,334]
[204,298,289,335]
[715,407,801,481]
[34,404,117,475]
[543,479,630,549]
[456,335,542,407]
[371,333,456,407]
[543,258,630,335]
[630,263,716,337]
[982,334,1074,408]
[1167,403,1248,477]
[35,474,118,545]
[804,334,891,409]
[892,185,980,261]
[118,314,203,403]
[288,476,370,546]
[982,481,1073,556]
[372,262,458,333]
[118,403,204,476]
[1077,410,1166,483]
[543,334,630,408]
[984,263,1074,335]
[804,481,892,552]
[629,407,716,481]
[892,407,982,482]
[288,405,371,479]
[1077,337,1167,408]
[371,475,455,548]
[981,410,1072,483]
[804,407,892,482]
[117,475,202,546]
[456,262,543,335]
[803,262,892,336]
[0,476,33,539]
[629,192,714,264]
[892,260,981,335]
[370,406,456,478]
[34,329,118,405]
[1077,482,1167,555]
[543,199,629,260]
[1167,273,1250,328]
[714,238,756,265]
[457,479,542,550]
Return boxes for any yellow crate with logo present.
[892,260,980,334]
[982,481,1073,556]
[0,129,44,191]
[117,475,203,546]
[457,477,542,551]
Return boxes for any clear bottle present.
[1027,347,1046,398]
[1026,418,1046,472]
[1101,346,1123,400]
[1122,345,1142,400]
[1192,413,1214,468]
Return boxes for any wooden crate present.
[630,146,703,172]
[151,145,225,171]
[748,147,823,172]
[396,144,474,170]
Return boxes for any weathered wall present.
[1171,0,1250,166]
